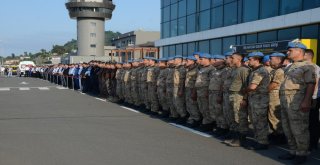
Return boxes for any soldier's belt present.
[209,90,222,94]
[280,90,305,95]
[229,91,242,94]
[269,90,280,94]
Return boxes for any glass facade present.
[162,24,320,58]
[161,0,320,39]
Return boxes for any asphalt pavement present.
[0,76,319,165]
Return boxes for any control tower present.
[65,0,115,56]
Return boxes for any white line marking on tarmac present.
[169,123,213,138]
[19,87,30,91]
[120,106,141,114]
[95,98,106,102]
[56,87,68,89]
[0,88,10,91]
[38,87,50,90]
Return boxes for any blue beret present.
[270,52,286,57]
[213,55,226,60]
[158,57,167,62]
[199,53,211,59]
[262,55,270,63]
[127,60,133,63]
[287,41,307,50]
[168,56,175,60]
[248,52,264,58]
[243,57,249,62]
[224,51,234,56]
[186,56,197,61]
[148,57,157,61]
[193,52,202,56]
[174,55,183,59]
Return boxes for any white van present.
[19,61,35,75]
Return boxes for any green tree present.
[105,31,122,46]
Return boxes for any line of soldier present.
[39,41,319,164]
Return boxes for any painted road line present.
[0,88,10,91]
[38,87,50,90]
[95,98,107,102]
[56,86,68,90]
[19,87,30,91]
[169,123,213,138]
[120,106,141,114]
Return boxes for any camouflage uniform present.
[222,67,233,129]
[123,68,132,104]
[115,68,124,100]
[269,68,284,134]
[173,65,187,118]
[166,66,179,118]
[109,68,117,101]
[229,66,250,134]
[280,61,316,156]
[248,66,270,145]
[141,66,150,109]
[185,64,201,122]
[195,65,215,124]
[105,68,111,98]
[130,67,140,106]
[209,65,227,129]
[147,65,160,112]
[157,67,169,112]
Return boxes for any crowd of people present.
[31,41,319,164]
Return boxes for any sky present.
[0,0,160,57]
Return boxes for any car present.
[18,61,35,76]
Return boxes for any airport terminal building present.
[155,0,320,62]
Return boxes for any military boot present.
[293,156,307,165]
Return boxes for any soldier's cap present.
[199,53,211,59]
[158,57,167,62]
[168,56,175,61]
[262,55,270,63]
[247,51,264,58]
[270,52,286,57]
[148,57,157,61]
[224,51,234,56]
[213,55,226,60]
[243,57,249,62]
[143,57,150,60]
[127,60,133,63]
[210,55,216,59]
[174,55,183,59]
[287,41,307,50]
[132,59,140,63]
[186,56,197,61]
[193,52,202,56]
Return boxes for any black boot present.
[293,156,307,165]
[186,119,201,128]
[176,116,188,124]
[278,153,295,160]
[227,133,241,147]
[245,142,268,150]
[199,123,214,132]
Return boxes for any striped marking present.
[95,98,106,102]
[38,87,50,90]
[169,123,213,138]
[120,106,141,114]
[56,87,68,90]
[0,88,10,91]
[19,87,30,91]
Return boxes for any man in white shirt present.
[304,49,320,151]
